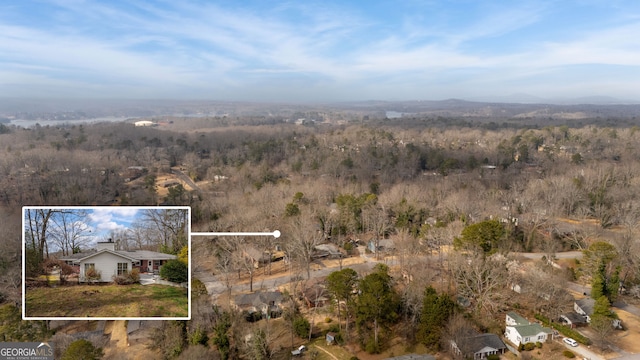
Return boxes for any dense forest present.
[2,114,640,359]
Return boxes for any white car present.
[563,337,578,347]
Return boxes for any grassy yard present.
[25,283,188,318]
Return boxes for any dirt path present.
[313,345,339,360]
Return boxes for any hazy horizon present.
[2,1,640,102]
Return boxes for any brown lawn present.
[25,284,188,318]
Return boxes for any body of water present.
[9,116,135,128]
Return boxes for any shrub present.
[325,317,332,323]
[535,341,542,348]
[293,316,310,338]
[487,355,500,360]
[535,313,591,345]
[191,278,208,297]
[563,350,576,358]
[188,327,208,346]
[524,342,536,351]
[113,269,140,285]
[160,260,188,283]
[85,267,102,284]
[61,339,103,360]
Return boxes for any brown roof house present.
[234,291,284,320]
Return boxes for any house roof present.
[561,312,588,324]
[576,298,595,315]
[458,333,507,355]
[234,291,283,308]
[74,249,138,263]
[60,249,176,263]
[507,311,530,325]
[510,323,552,337]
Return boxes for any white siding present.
[79,251,133,282]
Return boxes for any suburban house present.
[450,332,507,359]
[559,312,588,329]
[60,239,176,282]
[504,311,553,347]
[367,238,395,253]
[574,298,623,329]
[574,298,595,323]
[313,243,344,259]
[234,291,284,320]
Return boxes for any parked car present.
[291,345,307,356]
[563,337,579,347]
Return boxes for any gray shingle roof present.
[459,333,507,355]
[576,297,596,315]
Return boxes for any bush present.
[113,269,140,285]
[293,316,310,338]
[487,355,500,360]
[535,313,591,345]
[191,278,208,297]
[325,317,332,323]
[188,327,208,346]
[535,341,542,348]
[160,260,188,283]
[563,350,576,358]
[523,342,536,351]
[61,339,103,360]
[85,267,102,284]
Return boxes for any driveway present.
[139,273,156,285]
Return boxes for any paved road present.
[513,251,584,260]
[196,259,377,301]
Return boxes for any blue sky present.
[2,1,640,102]
[87,208,140,241]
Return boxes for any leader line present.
[191,230,281,238]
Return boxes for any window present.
[538,335,545,340]
[84,263,95,272]
[117,262,128,275]
[154,260,161,266]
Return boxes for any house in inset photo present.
[60,239,176,282]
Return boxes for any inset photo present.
[23,206,190,320]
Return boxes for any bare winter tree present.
[47,209,92,255]
[450,252,512,314]
[287,215,324,280]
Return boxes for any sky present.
[44,208,142,249]
[2,1,640,102]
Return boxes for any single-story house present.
[559,312,589,328]
[451,332,507,359]
[504,312,552,347]
[367,238,395,253]
[574,298,622,329]
[313,244,344,259]
[574,298,595,323]
[234,291,284,320]
[59,240,176,282]
[242,246,272,268]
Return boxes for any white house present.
[504,312,552,347]
[134,120,157,127]
[60,240,177,282]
